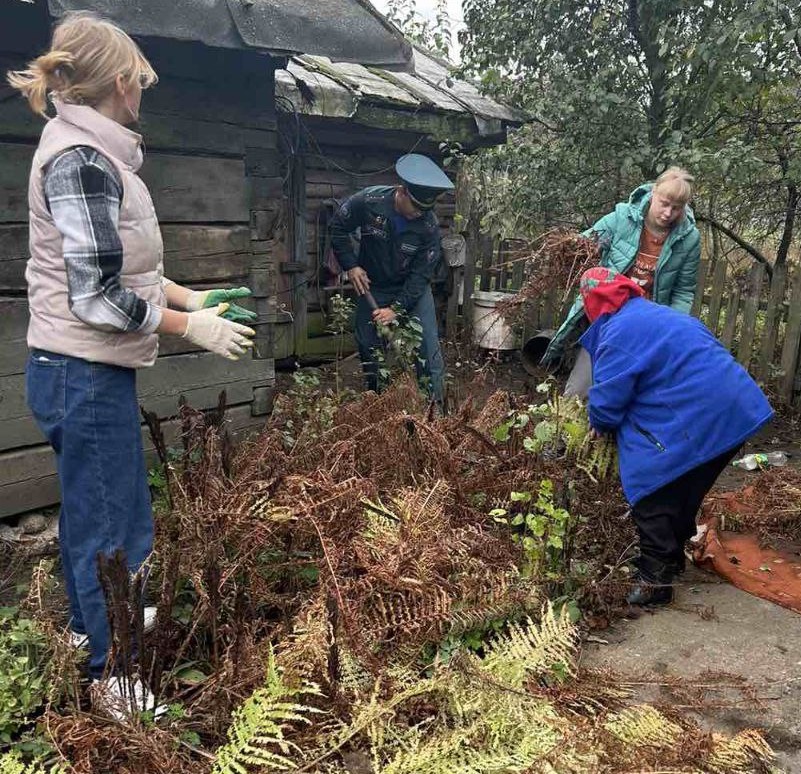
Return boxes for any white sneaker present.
[91,675,167,721]
[69,606,157,649]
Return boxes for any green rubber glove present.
[187,287,257,324]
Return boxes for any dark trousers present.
[26,350,153,678]
[354,285,445,402]
[631,446,740,572]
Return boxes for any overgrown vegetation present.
[0,377,777,772]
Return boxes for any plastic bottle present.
[732,451,789,470]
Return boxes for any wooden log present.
[0,224,29,291]
[290,154,309,356]
[161,224,251,283]
[0,297,29,377]
[1,224,254,291]
[0,350,274,451]
[139,153,249,223]
[0,143,34,223]
[736,263,765,368]
[705,259,728,336]
[757,262,787,381]
[0,403,269,519]
[719,286,741,351]
[780,267,801,402]
[691,258,710,318]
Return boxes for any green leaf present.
[176,667,209,685]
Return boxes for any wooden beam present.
[290,153,309,357]
[139,153,249,222]
[0,403,269,519]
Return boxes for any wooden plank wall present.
[0,32,282,518]
[273,116,456,359]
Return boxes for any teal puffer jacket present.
[542,183,701,365]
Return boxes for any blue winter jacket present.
[580,298,773,505]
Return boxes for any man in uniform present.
[330,153,454,403]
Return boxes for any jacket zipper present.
[633,422,666,452]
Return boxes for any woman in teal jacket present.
[542,167,701,393]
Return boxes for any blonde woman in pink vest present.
[7,12,256,718]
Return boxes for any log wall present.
[0,11,283,517]
[275,116,456,359]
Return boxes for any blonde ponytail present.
[6,11,157,117]
[7,50,76,117]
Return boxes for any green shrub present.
[0,608,48,745]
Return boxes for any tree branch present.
[695,213,773,280]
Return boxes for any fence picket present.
[736,263,765,368]
[705,259,728,336]
[691,258,710,317]
[720,286,741,350]
[757,262,787,381]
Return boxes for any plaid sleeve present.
[43,146,162,334]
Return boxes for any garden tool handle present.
[362,290,379,311]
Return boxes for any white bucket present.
[441,234,466,267]
[471,290,518,350]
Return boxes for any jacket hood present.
[626,183,696,236]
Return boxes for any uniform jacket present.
[330,186,440,311]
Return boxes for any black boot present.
[626,555,677,607]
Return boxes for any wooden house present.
[0,0,413,518]
[271,47,526,359]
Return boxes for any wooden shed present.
[0,0,412,518]
[271,47,526,359]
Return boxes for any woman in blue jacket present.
[578,268,773,606]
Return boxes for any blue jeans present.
[26,350,153,678]
[354,285,445,402]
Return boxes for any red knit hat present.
[579,267,644,322]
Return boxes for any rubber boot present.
[626,555,677,607]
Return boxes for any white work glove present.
[182,304,255,360]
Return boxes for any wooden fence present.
[451,236,801,405]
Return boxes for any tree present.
[386,0,453,61]
[458,0,801,265]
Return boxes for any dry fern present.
[603,704,682,749]
[708,728,776,773]
[480,603,578,688]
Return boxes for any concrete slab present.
[582,566,801,771]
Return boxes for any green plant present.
[211,649,321,774]
[0,609,49,745]
[0,751,65,774]
[274,370,337,447]
[494,382,617,482]
[326,293,356,400]
[372,310,427,394]
[490,480,573,579]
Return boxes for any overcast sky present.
[371,0,465,59]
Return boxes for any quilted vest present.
[26,99,165,368]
